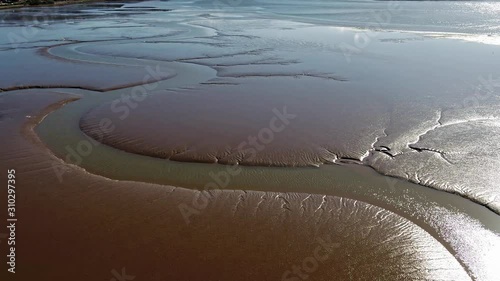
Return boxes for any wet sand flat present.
[0,0,500,280]
[0,90,474,281]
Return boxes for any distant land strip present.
[0,0,105,10]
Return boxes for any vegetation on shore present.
[0,0,99,9]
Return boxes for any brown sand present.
[80,78,387,167]
[0,90,470,280]
[0,48,174,92]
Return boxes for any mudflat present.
[0,0,499,280]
